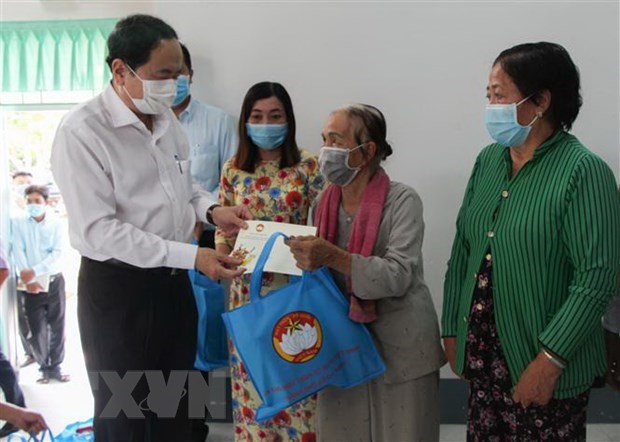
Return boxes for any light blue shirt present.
[178,98,238,201]
[12,212,64,277]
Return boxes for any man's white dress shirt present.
[51,84,217,269]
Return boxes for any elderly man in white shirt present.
[172,43,238,249]
[51,14,250,442]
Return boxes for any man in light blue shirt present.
[12,184,68,384]
[172,43,238,248]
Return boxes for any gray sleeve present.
[350,186,423,300]
[603,294,620,333]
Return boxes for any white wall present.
[156,2,620,366]
[3,1,619,377]
[0,0,154,21]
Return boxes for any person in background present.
[287,103,445,441]
[216,81,324,441]
[50,14,250,441]
[442,42,619,441]
[172,43,238,249]
[11,171,32,215]
[0,241,28,438]
[12,185,69,384]
[10,171,35,368]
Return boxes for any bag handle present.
[8,429,54,442]
[249,232,288,303]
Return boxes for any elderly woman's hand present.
[442,337,459,376]
[285,235,351,274]
[512,352,562,407]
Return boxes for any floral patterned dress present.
[464,251,589,441]
[216,149,325,442]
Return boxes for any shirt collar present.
[503,129,568,169]
[531,129,567,160]
[178,97,196,121]
[103,83,141,128]
[28,214,47,225]
[102,83,172,131]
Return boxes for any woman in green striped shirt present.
[442,42,619,441]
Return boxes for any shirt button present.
[501,190,509,198]
[476,303,484,311]
[474,272,478,279]
[463,316,468,323]
[487,231,495,238]
[486,253,492,261]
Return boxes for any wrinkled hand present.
[195,247,244,280]
[285,235,340,271]
[443,337,460,376]
[512,352,562,407]
[211,206,252,236]
[20,268,35,284]
[605,330,620,392]
[13,408,48,435]
[26,282,42,294]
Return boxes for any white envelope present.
[231,220,317,276]
[17,273,50,292]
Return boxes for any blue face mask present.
[173,75,190,107]
[246,123,289,150]
[485,96,539,147]
[27,203,45,218]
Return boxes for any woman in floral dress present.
[215,82,325,442]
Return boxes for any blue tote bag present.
[189,269,229,371]
[54,419,93,442]
[8,419,92,442]
[222,232,385,421]
[8,429,55,442]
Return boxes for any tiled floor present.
[2,295,619,441]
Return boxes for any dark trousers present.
[0,351,25,408]
[78,257,198,442]
[17,292,33,357]
[20,274,66,374]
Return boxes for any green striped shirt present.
[442,130,620,398]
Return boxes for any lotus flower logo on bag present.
[272,311,322,363]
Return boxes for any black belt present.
[101,258,186,276]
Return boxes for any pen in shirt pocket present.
[174,154,183,174]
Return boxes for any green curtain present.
[0,18,117,92]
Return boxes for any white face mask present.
[123,64,176,115]
[318,143,365,187]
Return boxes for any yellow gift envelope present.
[231,221,317,276]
